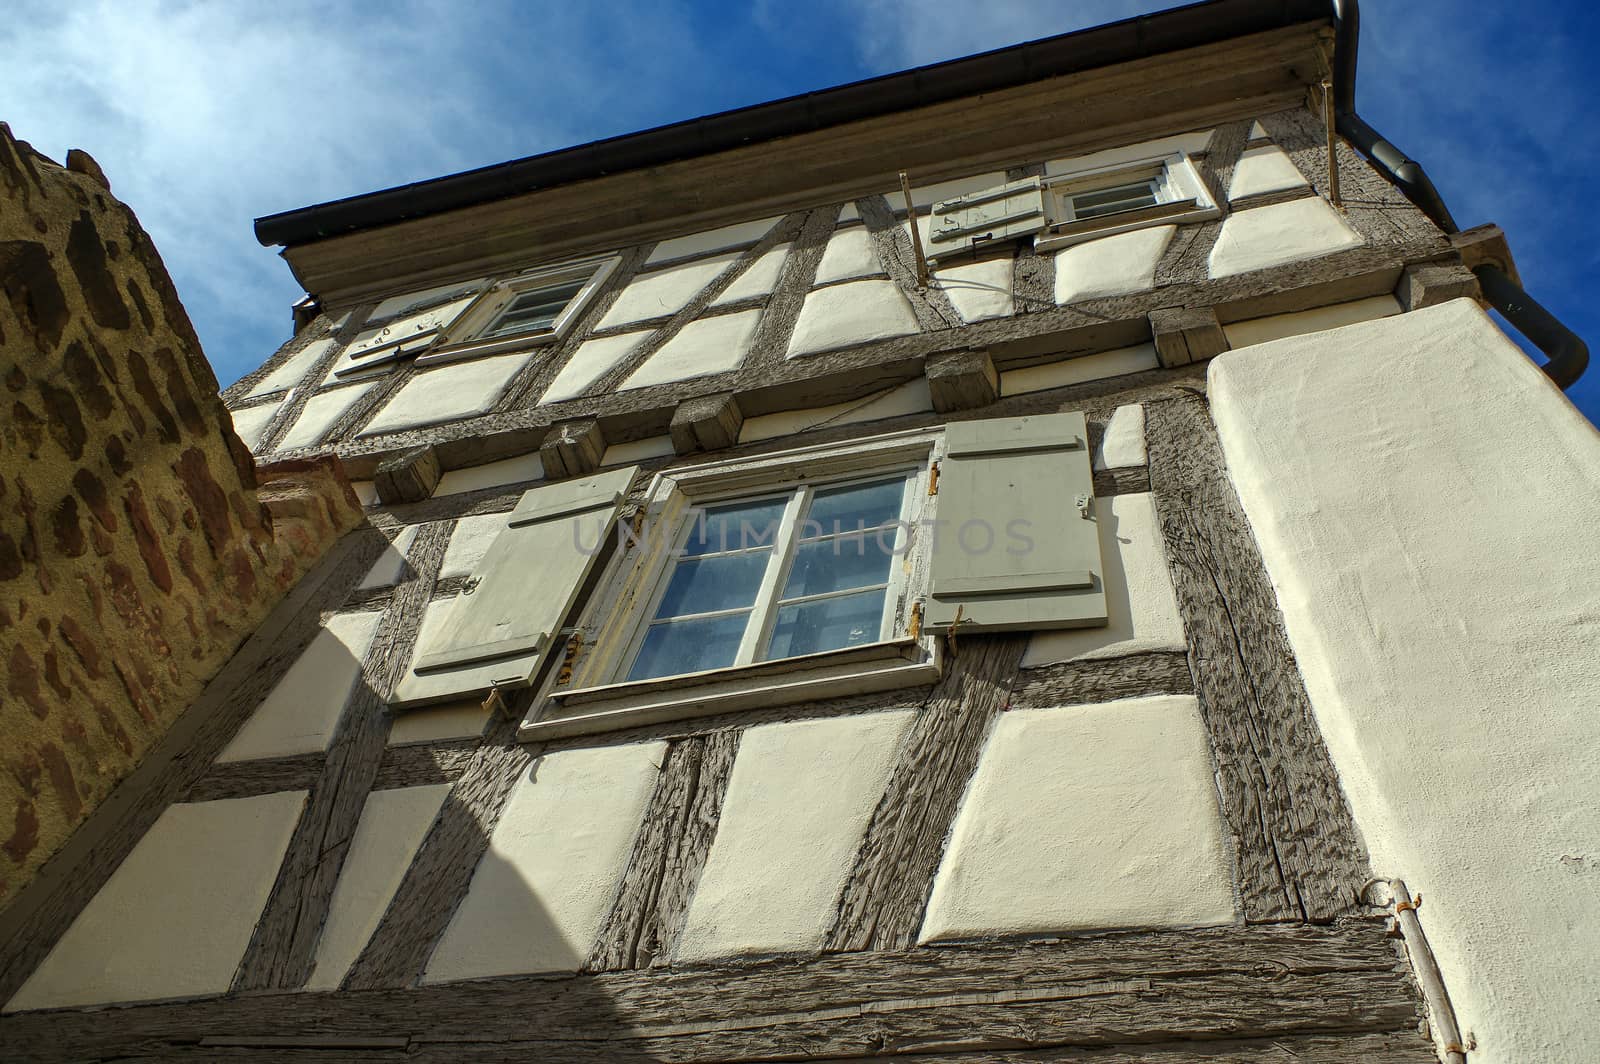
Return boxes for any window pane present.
[629,612,750,681]
[1070,181,1158,220]
[802,478,906,539]
[655,551,771,619]
[780,536,895,600]
[766,588,888,660]
[682,498,789,556]
[482,281,587,338]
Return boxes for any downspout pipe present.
[1331,0,1588,389]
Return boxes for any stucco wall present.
[0,124,361,910]
[1208,299,1600,1064]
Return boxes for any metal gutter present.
[253,0,1327,249]
[1332,0,1587,388]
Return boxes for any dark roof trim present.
[254,0,1329,249]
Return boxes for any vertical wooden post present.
[1322,79,1342,208]
[899,170,931,288]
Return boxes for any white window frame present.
[519,429,945,742]
[1034,152,1220,253]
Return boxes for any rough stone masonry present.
[0,122,362,908]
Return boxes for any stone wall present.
[0,123,362,909]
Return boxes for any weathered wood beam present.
[826,635,1027,952]
[925,349,999,413]
[1011,651,1194,709]
[371,740,479,790]
[669,392,744,455]
[538,418,607,479]
[0,920,1427,1063]
[1145,393,1369,922]
[587,728,739,971]
[185,754,326,802]
[373,445,441,505]
[1150,306,1229,368]
[1396,261,1478,312]
[1093,465,1151,497]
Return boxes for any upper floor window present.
[333,254,619,379]
[627,476,914,682]
[1055,176,1161,223]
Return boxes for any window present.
[627,476,914,682]
[924,151,1219,260]
[389,414,1111,741]
[333,254,618,379]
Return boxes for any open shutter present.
[927,177,1050,260]
[393,466,638,706]
[926,413,1106,632]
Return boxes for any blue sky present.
[4,0,1597,422]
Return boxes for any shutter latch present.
[463,575,483,595]
[1076,493,1093,520]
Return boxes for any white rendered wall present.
[1208,299,1600,1064]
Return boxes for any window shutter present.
[926,412,1106,632]
[927,177,1050,259]
[397,466,638,702]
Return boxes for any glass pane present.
[482,281,587,337]
[655,551,771,619]
[1071,182,1158,221]
[801,478,907,539]
[779,536,895,600]
[766,588,888,660]
[628,612,750,681]
[682,498,789,556]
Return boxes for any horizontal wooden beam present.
[0,920,1425,1062]
[1011,650,1193,709]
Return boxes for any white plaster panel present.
[423,742,665,981]
[433,452,544,498]
[1021,493,1185,666]
[620,309,760,391]
[713,242,790,306]
[439,513,505,579]
[367,279,485,323]
[350,480,378,507]
[738,378,932,444]
[920,696,1236,942]
[1207,299,1600,1064]
[217,611,383,762]
[1227,144,1309,200]
[837,202,860,223]
[276,382,376,451]
[359,524,421,591]
[934,257,1014,323]
[1045,130,1214,175]
[246,338,333,398]
[999,343,1159,397]
[360,352,533,436]
[307,785,450,990]
[1207,197,1362,278]
[675,712,914,963]
[5,792,307,1011]
[601,434,676,467]
[646,216,778,265]
[539,330,651,404]
[1054,225,1175,305]
[1247,120,1270,140]
[814,226,882,284]
[596,253,739,330]
[1223,295,1401,350]
[1094,403,1147,471]
[388,698,494,745]
[785,279,920,358]
[229,402,279,451]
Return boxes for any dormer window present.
[1057,177,1162,222]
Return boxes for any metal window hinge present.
[928,461,940,496]
[556,629,586,687]
[463,575,483,595]
[906,601,923,639]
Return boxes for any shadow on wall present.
[0,617,673,1058]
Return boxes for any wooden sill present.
[1032,199,1219,253]
[520,638,938,741]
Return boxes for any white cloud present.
[0,0,707,386]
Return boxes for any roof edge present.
[254,0,1330,250]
